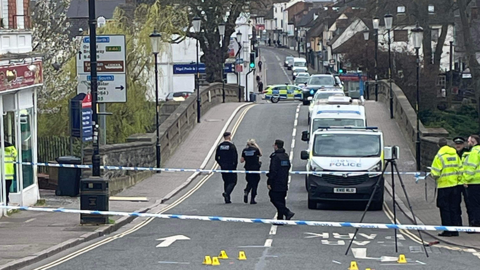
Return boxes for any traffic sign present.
[77,74,127,103]
[76,35,127,103]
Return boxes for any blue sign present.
[81,108,93,142]
[83,37,111,43]
[70,93,93,142]
[87,75,115,81]
[173,63,235,74]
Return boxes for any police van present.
[300,127,384,210]
[308,97,366,134]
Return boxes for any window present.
[313,134,380,157]
[397,6,406,13]
[431,29,440,42]
[428,5,435,13]
[308,76,335,85]
[393,30,408,42]
[437,75,446,87]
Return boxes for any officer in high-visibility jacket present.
[462,135,480,230]
[430,138,461,237]
[3,141,17,206]
[454,136,472,226]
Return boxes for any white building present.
[154,15,255,101]
[1,0,43,216]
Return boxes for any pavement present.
[0,101,252,270]
[2,46,480,270]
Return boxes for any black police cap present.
[453,137,466,144]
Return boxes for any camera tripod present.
[345,158,429,257]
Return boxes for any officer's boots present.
[244,190,249,204]
[250,195,257,204]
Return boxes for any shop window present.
[394,30,408,42]
[21,108,34,189]
[3,111,17,192]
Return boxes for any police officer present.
[430,138,461,237]
[454,136,472,226]
[215,132,238,204]
[3,141,17,206]
[267,139,294,221]
[463,135,480,231]
[240,139,262,204]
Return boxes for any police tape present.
[14,162,429,178]
[0,205,477,233]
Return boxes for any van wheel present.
[308,199,317,209]
[271,96,280,103]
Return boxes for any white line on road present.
[264,239,273,247]
[269,225,278,235]
[275,55,280,61]
[25,218,36,223]
[332,260,341,265]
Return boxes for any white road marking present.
[352,248,379,260]
[352,241,370,246]
[332,260,341,264]
[269,225,278,235]
[275,55,280,61]
[25,218,36,223]
[415,260,426,265]
[321,240,345,245]
[304,232,329,239]
[359,233,377,240]
[156,235,190,247]
[158,261,190,265]
[264,239,273,247]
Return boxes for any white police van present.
[300,127,384,210]
[308,96,366,134]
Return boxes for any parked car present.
[165,91,193,101]
[301,74,343,105]
[284,56,295,69]
[292,58,308,80]
[263,84,303,103]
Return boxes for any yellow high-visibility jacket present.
[430,146,461,188]
[463,145,480,185]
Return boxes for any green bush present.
[420,106,479,138]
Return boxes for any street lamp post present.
[384,14,393,119]
[412,23,424,171]
[218,23,226,103]
[363,30,369,99]
[236,30,243,102]
[193,16,201,123]
[373,17,379,102]
[150,30,162,172]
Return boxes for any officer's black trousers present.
[437,186,462,227]
[269,190,291,219]
[466,184,480,226]
[459,185,474,226]
[245,174,260,198]
[221,173,237,196]
[5,180,12,205]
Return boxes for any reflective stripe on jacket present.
[463,145,480,185]
[430,146,461,188]
[4,145,17,180]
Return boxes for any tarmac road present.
[22,46,480,270]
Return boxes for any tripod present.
[345,158,429,257]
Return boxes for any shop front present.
[0,60,43,214]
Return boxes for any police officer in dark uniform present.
[241,139,262,204]
[267,139,295,220]
[215,132,238,204]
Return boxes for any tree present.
[31,0,79,106]
[457,0,480,131]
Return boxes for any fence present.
[37,136,82,173]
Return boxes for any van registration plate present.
[334,188,356,193]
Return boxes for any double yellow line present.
[382,202,473,252]
[35,104,255,270]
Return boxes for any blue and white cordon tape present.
[15,162,428,179]
[0,205,478,233]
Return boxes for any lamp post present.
[384,14,393,119]
[218,23,226,103]
[363,30,369,99]
[412,23,424,171]
[193,16,201,123]
[373,17,379,102]
[150,30,162,172]
[236,30,243,102]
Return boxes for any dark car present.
[165,91,193,101]
[301,74,342,105]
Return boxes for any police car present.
[307,92,346,124]
[300,127,384,210]
[262,84,303,103]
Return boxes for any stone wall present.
[84,83,244,195]
[369,80,448,169]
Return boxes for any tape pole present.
[0,205,477,233]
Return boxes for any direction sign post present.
[76,35,127,103]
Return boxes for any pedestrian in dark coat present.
[267,139,294,220]
[215,132,238,204]
[241,139,262,204]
